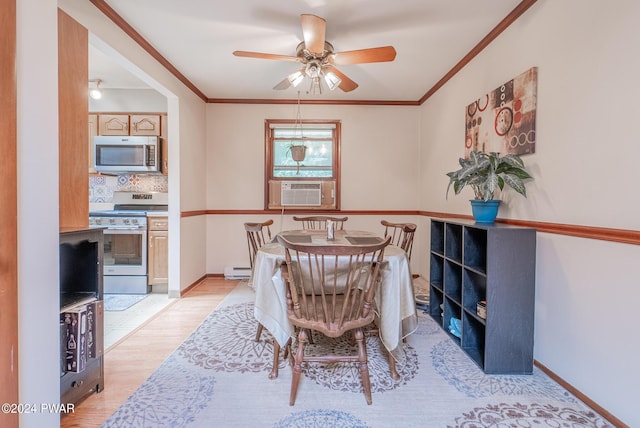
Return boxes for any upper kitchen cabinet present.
[131,114,161,136]
[89,113,167,175]
[98,114,128,135]
[97,114,161,136]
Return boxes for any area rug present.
[101,283,613,427]
[104,294,148,311]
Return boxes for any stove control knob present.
[123,218,130,224]
[109,218,116,224]
[131,218,139,225]
[94,219,101,225]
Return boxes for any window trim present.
[264,119,341,210]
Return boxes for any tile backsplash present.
[89,174,168,203]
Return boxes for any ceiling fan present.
[233,14,396,93]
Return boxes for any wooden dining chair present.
[244,219,274,342]
[292,215,348,230]
[381,220,417,261]
[377,220,419,374]
[277,234,391,405]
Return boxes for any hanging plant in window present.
[290,145,306,162]
[289,92,307,174]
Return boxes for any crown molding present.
[90,0,538,106]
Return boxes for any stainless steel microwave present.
[94,136,161,173]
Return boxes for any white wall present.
[17,1,62,426]
[88,88,167,112]
[419,1,640,425]
[204,103,422,274]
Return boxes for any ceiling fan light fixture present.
[233,14,395,95]
[305,62,321,79]
[308,76,322,95]
[324,71,342,91]
[288,71,305,87]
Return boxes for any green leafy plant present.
[446,150,532,201]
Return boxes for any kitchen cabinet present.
[148,216,168,286]
[98,114,129,135]
[96,114,161,136]
[131,114,161,136]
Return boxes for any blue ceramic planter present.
[470,199,501,223]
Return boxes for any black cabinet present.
[60,228,104,404]
[429,219,536,374]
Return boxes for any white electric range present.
[90,191,168,294]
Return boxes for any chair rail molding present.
[190,209,640,246]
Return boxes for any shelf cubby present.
[462,267,486,315]
[461,313,485,368]
[443,296,462,345]
[429,253,444,291]
[430,221,445,255]
[444,223,462,262]
[428,287,444,325]
[443,259,462,305]
[463,226,487,273]
[428,218,536,374]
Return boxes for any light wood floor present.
[60,277,237,428]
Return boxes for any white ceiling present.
[88,0,524,102]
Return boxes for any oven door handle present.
[102,228,146,234]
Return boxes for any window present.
[265,119,341,210]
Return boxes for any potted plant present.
[288,143,307,162]
[445,150,532,223]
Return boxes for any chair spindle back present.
[381,220,417,260]
[244,220,274,269]
[292,216,348,231]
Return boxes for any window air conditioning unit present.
[281,181,322,206]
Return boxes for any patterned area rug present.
[103,294,148,311]
[101,283,614,428]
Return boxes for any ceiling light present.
[89,79,102,100]
[308,76,322,95]
[323,71,342,91]
[305,62,321,79]
[287,71,305,87]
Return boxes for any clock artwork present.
[464,67,537,157]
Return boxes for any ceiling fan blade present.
[324,66,358,92]
[301,14,326,55]
[233,51,299,62]
[331,46,397,65]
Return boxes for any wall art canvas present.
[465,67,537,157]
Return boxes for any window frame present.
[264,119,341,211]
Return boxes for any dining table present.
[249,228,418,379]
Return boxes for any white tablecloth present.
[249,230,418,356]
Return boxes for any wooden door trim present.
[0,0,19,425]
